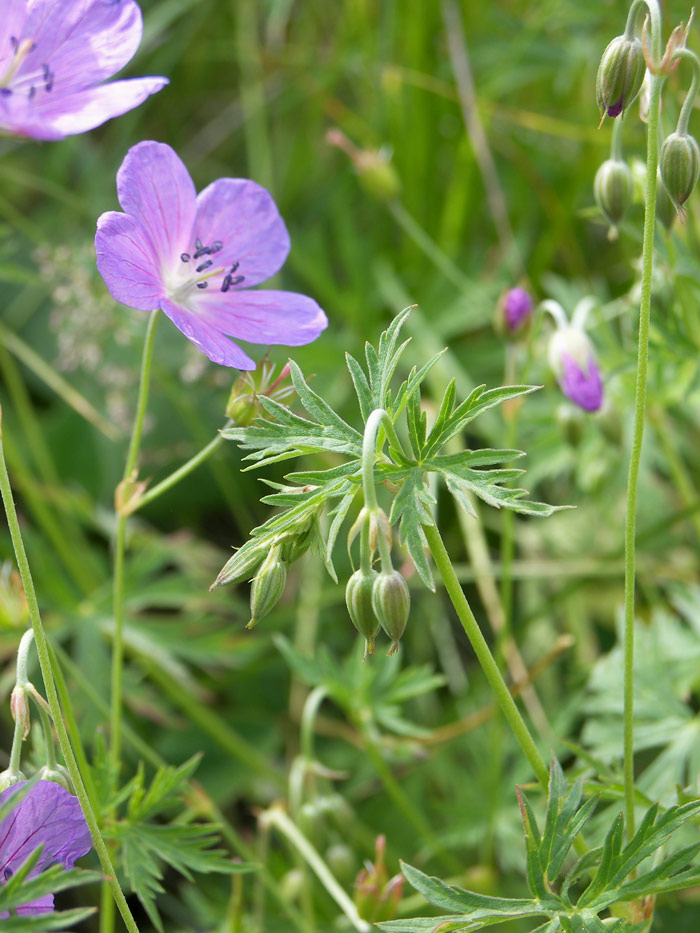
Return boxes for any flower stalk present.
[623,68,662,842]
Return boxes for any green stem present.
[110,310,159,776]
[611,114,625,162]
[261,806,372,933]
[361,409,396,571]
[7,709,24,778]
[674,48,700,137]
[134,421,232,512]
[0,408,140,932]
[623,72,662,841]
[625,0,662,62]
[424,521,549,789]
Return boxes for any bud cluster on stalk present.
[345,506,410,658]
[594,11,700,231]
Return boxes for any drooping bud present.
[248,546,287,629]
[548,326,603,413]
[0,768,26,791]
[594,158,634,235]
[10,685,30,740]
[596,34,646,120]
[38,764,73,792]
[659,131,700,215]
[500,287,534,336]
[346,569,381,658]
[326,128,401,201]
[371,570,410,655]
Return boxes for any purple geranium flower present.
[502,287,533,333]
[544,298,604,413]
[0,0,167,140]
[0,780,91,916]
[559,353,603,412]
[95,141,328,369]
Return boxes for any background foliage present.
[2,0,700,929]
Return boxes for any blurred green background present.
[2,0,700,929]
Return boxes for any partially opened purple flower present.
[0,0,167,140]
[543,298,604,413]
[0,780,91,916]
[96,141,328,369]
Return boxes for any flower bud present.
[247,547,286,629]
[0,769,26,791]
[549,326,603,412]
[346,569,380,658]
[371,570,410,655]
[211,541,268,588]
[659,131,700,214]
[354,835,403,923]
[594,158,633,234]
[596,34,646,119]
[10,684,30,740]
[500,287,534,336]
[38,764,73,792]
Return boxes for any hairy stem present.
[110,309,159,775]
[424,521,549,789]
[623,72,662,840]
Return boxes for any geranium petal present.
[193,179,290,288]
[23,0,144,93]
[198,289,328,346]
[95,211,164,310]
[13,78,168,141]
[161,299,256,369]
[0,6,27,72]
[116,140,196,268]
[0,782,91,878]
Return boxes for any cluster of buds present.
[595,10,700,227]
[212,508,322,628]
[345,507,410,658]
[542,298,604,413]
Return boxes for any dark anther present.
[180,252,190,262]
[230,275,244,286]
[0,89,12,97]
[210,241,223,253]
[229,261,239,274]
[221,275,232,293]
[28,86,35,99]
[193,247,211,259]
[196,260,213,272]
[195,238,203,250]
[3,868,12,881]
[196,282,209,289]
[10,37,18,51]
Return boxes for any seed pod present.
[371,570,410,655]
[346,569,380,658]
[594,158,633,234]
[659,131,700,214]
[596,34,646,119]
[248,547,286,629]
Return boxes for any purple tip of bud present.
[560,354,603,412]
[606,98,624,118]
[503,288,534,332]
